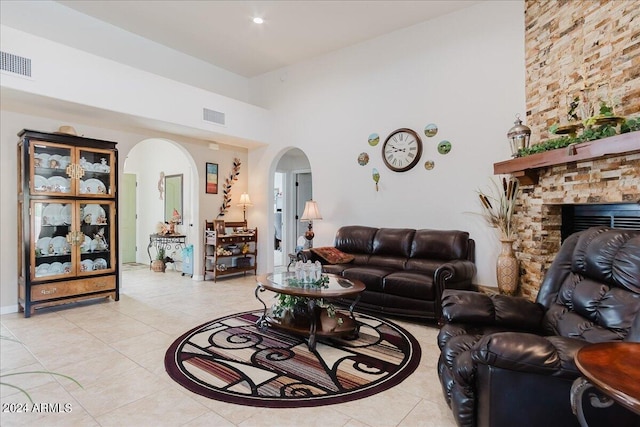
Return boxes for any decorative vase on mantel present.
[496,238,519,295]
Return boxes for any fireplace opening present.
[561,203,640,241]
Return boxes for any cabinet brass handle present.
[66,163,85,180]
[95,282,107,288]
[41,288,57,295]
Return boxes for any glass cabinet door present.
[31,141,74,195]
[77,201,115,275]
[78,148,115,196]
[31,200,75,281]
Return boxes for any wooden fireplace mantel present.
[493,131,640,185]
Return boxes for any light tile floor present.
[1,266,456,427]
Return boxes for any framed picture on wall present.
[206,163,218,194]
[214,220,225,236]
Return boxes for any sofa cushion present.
[322,264,350,275]
[341,266,394,292]
[372,228,415,257]
[410,229,470,261]
[384,271,434,300]
[404,258,446,275]
[334,226,378,254]
[310,246,355,264]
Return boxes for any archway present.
[122,138,198,269]
[272,148,311,270]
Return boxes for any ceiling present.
[55,0,479,78]
[1,0,480,146]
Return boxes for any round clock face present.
[382,128,423,172]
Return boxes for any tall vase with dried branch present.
[478,176,520,295]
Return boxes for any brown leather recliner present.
[437,227,640,427]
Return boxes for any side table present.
[570,342,640,426]
[147,233,186,271]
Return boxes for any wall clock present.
[382,128,423,172]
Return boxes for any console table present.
[147,233,186,269]
[570,342,640,426]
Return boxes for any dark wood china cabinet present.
[17,129,119,317]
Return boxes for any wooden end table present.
[254,272,365,350]
[570,342,640,426]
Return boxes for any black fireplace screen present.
[562,203,640,242]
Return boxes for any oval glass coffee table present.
[254,272,365,350]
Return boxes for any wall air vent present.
[0,51,32,78]
[203,108,225,126]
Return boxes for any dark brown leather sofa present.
[437,227,640,427]
[304,225,476,321]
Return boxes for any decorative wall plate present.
[424,123,438,137]
[368,133,380,146]
[424,160,435,170]
[372,168,380,191]
[438,140,452,154]
[358,152,370,166]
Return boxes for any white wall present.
[248,1,525,286]
[0,25,272,147]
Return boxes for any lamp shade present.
[237,193,253,207]
[301,200,322,221]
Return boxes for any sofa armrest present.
[441,289,545,331]
[299,249,317,263]
[472,332,586,379]
[433,261,476,322]
[435,260,476,288]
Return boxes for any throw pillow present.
[311,247,355,264]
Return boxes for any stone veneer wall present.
[513,1,640,300]
[525,0,640,144]
[515,152,640,299]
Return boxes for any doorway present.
[273,149,311,269]
[121,173,137,263]
[123,138,196,269]
[295,172,312,244]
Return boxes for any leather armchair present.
[437,227,640,427]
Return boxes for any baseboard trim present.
[1,304,19,315]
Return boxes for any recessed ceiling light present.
[253,17,264,24]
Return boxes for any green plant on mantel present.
[518,113,639,158]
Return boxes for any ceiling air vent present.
[203,108,225,126]
[1,51,32,78]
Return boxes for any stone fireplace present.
[494,132,640,300]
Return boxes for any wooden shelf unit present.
[493,131,640,184]
[203,220,257,281]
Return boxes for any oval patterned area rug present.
[164,310,421,407]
